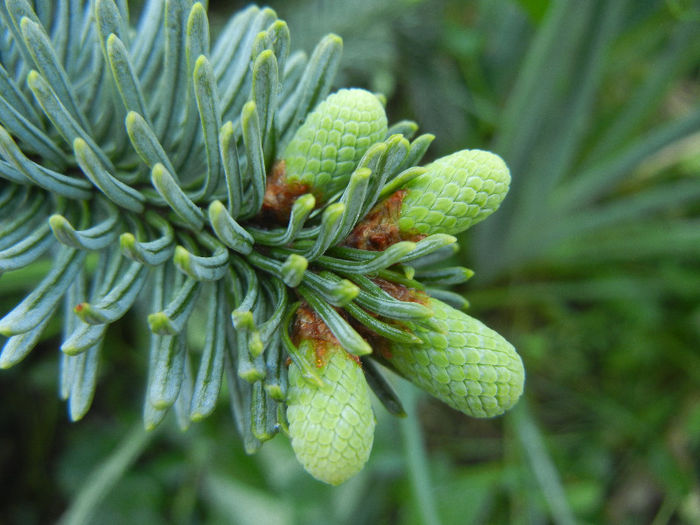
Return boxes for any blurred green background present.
[2,0,700,523]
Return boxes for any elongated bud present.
[385,298,524,418]
[346,149,510,249]
[286,307,375,485]
[265,89,387,219]
[398,149,510,237]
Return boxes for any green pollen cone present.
[398,149,510,237]
[286,340,376,485]
[282,88,388,203]
[386,298,524,418]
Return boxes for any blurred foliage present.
[2,0,700,523]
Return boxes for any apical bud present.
[265,89,388,219]
[398,149,510,237]
[346,149,509,249]
[286,306,375,485]
[385,297,524,418]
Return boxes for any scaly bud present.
[286,306,375,485]
[385,298,524,418]
[399,149,510,236]
[346,150,509,250]
[264,89,388,220]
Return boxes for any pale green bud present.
[283,88,388,203]
[387,298,524,418]
[399,149,510,236]
[286,340,376,485]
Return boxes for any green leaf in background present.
[514,0,551,23]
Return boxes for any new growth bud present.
[264,89,388,219]
[286,306,376,485]
[347,149,510,250]
[385,298,524,418]
[399,149,510,237]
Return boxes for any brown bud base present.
[345,190,425,250]
[293,303,360,368]
[348,278,428,360]
[262,160,311,223]
[373,277,428,305]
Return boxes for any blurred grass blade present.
[58,424,154,525]
[555,105,700,212]
[387,119,418,139]
[211,5,258,77]
[510,401,576,525]
[550,179,700,245]
[586,19,700,161]
[550,219,700,264]
[399,380,442,525]
[518,0,628,198]
[203,473,293,525]
[494,0,587,171]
